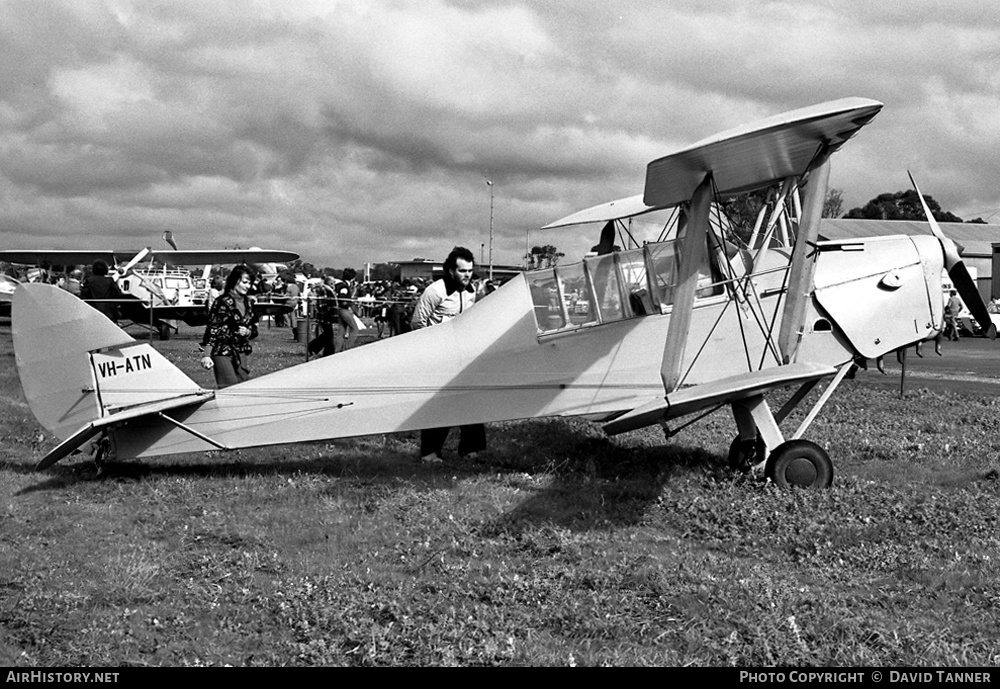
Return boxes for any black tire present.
[728,434,766,472]
[157,322,172,340]
[765,439,833,489]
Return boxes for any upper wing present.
[542,194,662,229]
[152,249,299,266]
[644,97,883,207]
[541,98,883,232]
[0,249,139,266]
[0,248,299,267]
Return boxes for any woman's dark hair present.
[224,264,252,295]
[443,246,475,272]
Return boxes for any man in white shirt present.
[411,246,486,463]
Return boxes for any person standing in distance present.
[410,246,486,464]
[199,265,259,388]
[80,260,125,322]
[945,289,963,341]
[284,272,301,340]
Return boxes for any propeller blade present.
[119,247,152,276]
[949,260,996,339]
[908,172,996,340]
[907,172,960,268]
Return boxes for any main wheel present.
[157,321,172,340]
[765,440,833,489]
[728,434,766,472]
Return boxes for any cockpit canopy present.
[526,238,735,336]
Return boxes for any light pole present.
[486,179,494,281]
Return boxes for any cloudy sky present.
[2,0,999,272]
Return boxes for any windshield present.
[527,238,723,336]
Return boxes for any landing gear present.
[157,321,172,340]
[764,439,833,489]
[89,433,111,476]
[71,432,112,477]
[728,434,766,473]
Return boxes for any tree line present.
[838,188,985,224]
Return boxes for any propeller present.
[115,247,170,303]
[118,247,152,276]
[908,172,996,340]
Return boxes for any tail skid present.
[12,283,211,469]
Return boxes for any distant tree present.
[525,245,564,269]
[845,190,963,222]
[823,188,845,218]
[716,183,847,245]
[715,183,847,246]
[966,217,987,224]
[720,189,770,245]
[370,262,401,282]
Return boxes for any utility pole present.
[486,180,494,281]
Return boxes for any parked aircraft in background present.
[0,248,298,338]
[13,97,994,488]
[0,273,20,318]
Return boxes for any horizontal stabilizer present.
[602,362,836,436]
[35,391,213,470]
[35,425,105,471]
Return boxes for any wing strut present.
[777,156,830,363]
[156,412,230,450]
[660,173,713,393]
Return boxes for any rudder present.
[12,283,202,442]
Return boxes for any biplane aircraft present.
[12,97,995,487]
[0,247,299,339]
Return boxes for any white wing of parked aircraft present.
[1,248,299,338]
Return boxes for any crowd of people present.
[4,261,491,347]
[263,271,439,344]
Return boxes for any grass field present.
[2,318,1000,666]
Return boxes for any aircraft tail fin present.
[12,283,207,454]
